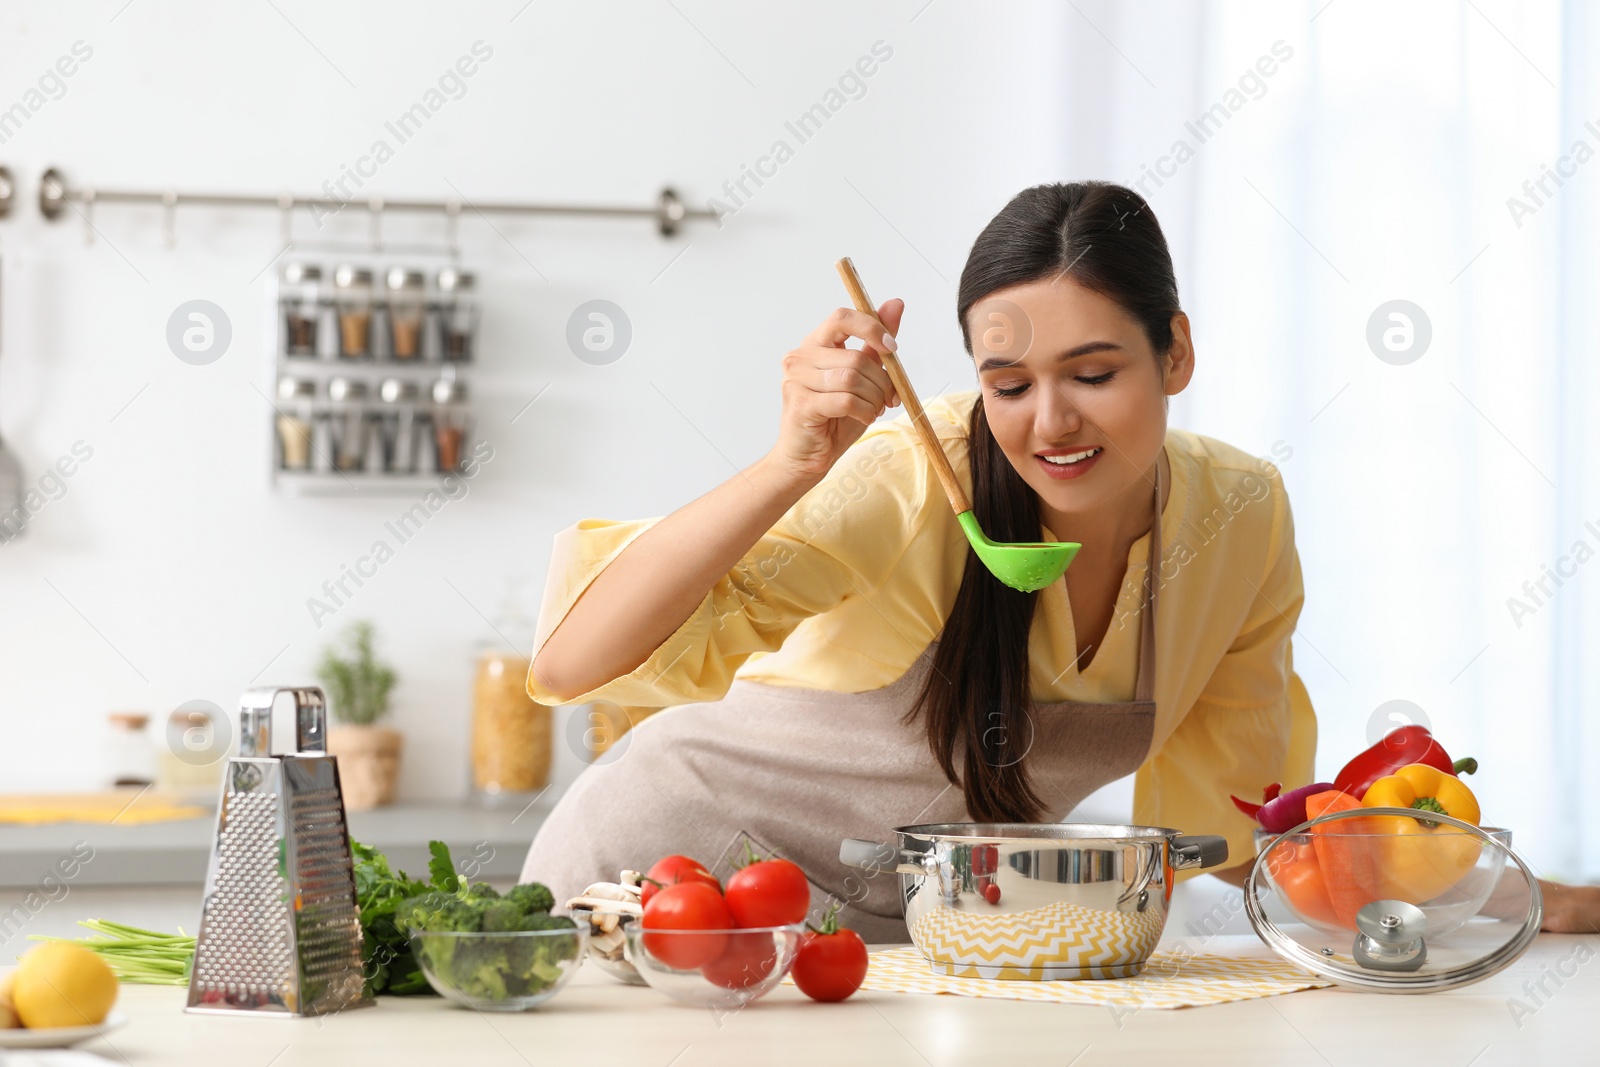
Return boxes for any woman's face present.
[968,274,1193,525]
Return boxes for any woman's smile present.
[1034,445,1103,479]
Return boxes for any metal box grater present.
[185,686,373,1017]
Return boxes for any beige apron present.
[522,465,1163,945]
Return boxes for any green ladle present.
[835,257,1080,592]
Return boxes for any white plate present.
[0,1011,128,1049]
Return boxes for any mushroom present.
[566,875,646,965]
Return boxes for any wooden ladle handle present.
[834,257,972,516]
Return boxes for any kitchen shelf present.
[272,470,475,496]
[0,800,551,889]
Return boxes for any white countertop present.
[37,933,1599,1066]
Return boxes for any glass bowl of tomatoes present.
[623,924,806,1008]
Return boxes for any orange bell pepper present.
[1261,838,1340,928]
[1303,789,1384,930]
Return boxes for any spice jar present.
[276,376,315,470]
[106,712,155,788]
[362,412,388,473]
[432,374,468,472]
[379,378,419,474]
[311,413,336,474]
[328,376,370,472]
[334,264,374,358]
[281,263,323,357]
[436,267,478,362]
[156,705,225,804]
[385,267,426,360]
[472,649,552,804]
[413,410,438,473]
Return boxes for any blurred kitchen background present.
[0,0,1596,936]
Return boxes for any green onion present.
[28,920,196,986]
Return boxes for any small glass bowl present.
[582,913,645,985]
[623,924,804,1009]
[409,927,588,1011]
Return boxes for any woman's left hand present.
[1540,880,1600,933]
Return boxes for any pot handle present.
[839,838,928,877]
[1172,834,1229,870]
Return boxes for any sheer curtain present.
[1062,0,1596,881]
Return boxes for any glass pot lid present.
[1244,806,1542,993]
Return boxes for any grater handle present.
[238,686,329,756]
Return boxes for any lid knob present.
[1352,899,1428,972]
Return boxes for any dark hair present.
[906,181,1183,823]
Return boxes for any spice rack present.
[270,260,479,495]
[29,167,716,494]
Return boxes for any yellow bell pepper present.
[1361,763,1482,903]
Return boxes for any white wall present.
[0,0,1086,798]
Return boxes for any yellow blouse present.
[526,390,1317,875]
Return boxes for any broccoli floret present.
[480,899,526,933]
[463,882,500,902]
[504,915,580,996]
[504,882,555,914]
[401,891,482,934]
[526,920,580,985]
[450,939,512,1000]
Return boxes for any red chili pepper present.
[1332,725,1477,797]
[1230,782,1282,820]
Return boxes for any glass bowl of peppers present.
[1239,726,1513,940]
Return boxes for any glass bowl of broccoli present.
[402,882,589,1011]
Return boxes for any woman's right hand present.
[768,299,905,484]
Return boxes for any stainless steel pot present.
[841,823,1228,980]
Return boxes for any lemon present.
[12,943,118,1029]
[0,969,19,1028]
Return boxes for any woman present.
[520,181,1598,938]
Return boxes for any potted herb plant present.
[317,620,401,811]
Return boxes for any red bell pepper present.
[1332,725,1477,798]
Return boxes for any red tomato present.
[641,882,733,970]
[980,880,1001,905]
[724,857,810,927]
[792,911,868,1002]
[640,854,720,907]
[698,929,780,989]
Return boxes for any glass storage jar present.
[385,267,426,360]
[281,263,323,357]
[334,264,375,358]
[276,375,315,470]
[436,267,478,362]
[327,376,370,472]
[471,649,551,807]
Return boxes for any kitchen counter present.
[51,934,1600,1066]
[0,801,549,888]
